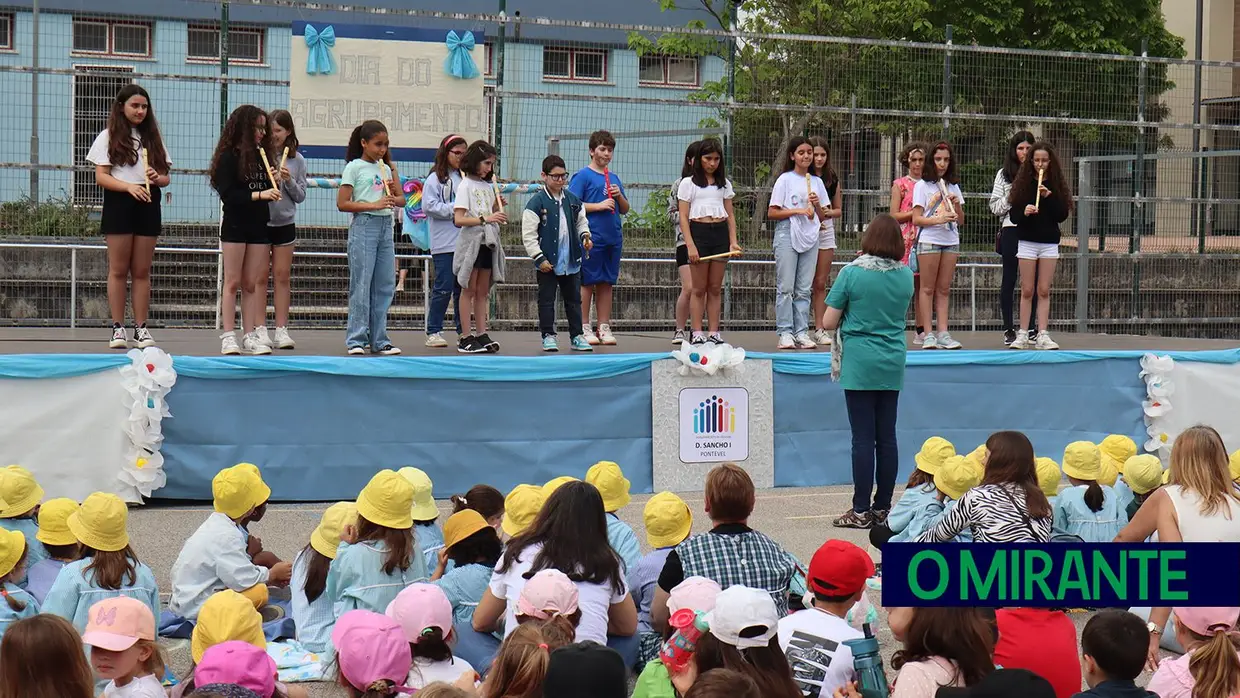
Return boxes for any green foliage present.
[0,195,99,237]
[625,186,675,239]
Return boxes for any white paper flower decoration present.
[1143,398,1172,418]
[671,343,746,377]
[116,347,175,501]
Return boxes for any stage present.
[0,327,1236,505]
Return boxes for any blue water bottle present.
[843,625,889,698]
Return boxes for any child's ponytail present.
[345,120,389,163]
[0,547,28,611]
[1083,481,1105,513]
[1,588,24,612]
[1188,628,1240,698]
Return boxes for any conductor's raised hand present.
[127,183,152,203]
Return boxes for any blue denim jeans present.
[773,223,817,335]
[844,389,900,513]
[345,214,396,350]
[1129,607,1185,653]
[427,252,462,335]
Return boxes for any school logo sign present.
[679,388,748,463]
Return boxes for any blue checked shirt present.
[666,525,797,616]
[41,557,161,635]
[607,514,641,575]
[327,540,429,620]
[630,548,672,634]
[0,517,47,586]
[291,547,335,654]
[434,562,493,628]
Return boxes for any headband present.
[443,134,466,148]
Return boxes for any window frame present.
[0,13,14,51]
[71,18,153,58]
[483,42,494,77]
[638,55,700,87]
[71,64,136,207]
[541,46,608,83]
[185,24,266,65]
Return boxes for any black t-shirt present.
[214,149,271,234]
[656,523,752,592]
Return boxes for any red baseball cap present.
[807,539,875,597]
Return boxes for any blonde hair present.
[417,683,473,698]
[1169,426,1240,518]
[134,638,166,681]
[1180,621,1240,698]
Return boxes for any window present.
[0,14,13,51]
[542,47,607,82]
[639,55,699,87]
[72,18,151,57]
[484,85,496,141]
[484,42,494,77]
[186,25,265,63]
[72,65,134,206]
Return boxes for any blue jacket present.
[522,189,589,270]
[1054,485,1127,543]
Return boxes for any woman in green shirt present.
[823,214,915,529]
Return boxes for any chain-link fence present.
[2,1,1239,337]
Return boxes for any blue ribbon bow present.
[304,24,336,76]
[444,30,480,79]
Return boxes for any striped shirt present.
[918,483,1052,543]
[327,540,429,620]
[291,547,335,654]
[41,557,161,635]
[630,548,673,635]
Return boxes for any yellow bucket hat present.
[1230,450,1240,483]
[643,492,692,549]
[67,492,130,552]
[310,502,357,560]
[1062,441,1102,482]
[914,437,956,475]
[1163,468,1172,485]
[443,509,490,550]
[1098,435,1138,473]
[0,529,25,580]
[212,464,267,520]
[191,589,266,663]
[967,444,988,465]
[502,484,545,538]
[586,461,631,512]
[35,498,80,547]
[1035,457,1062,497]
[542,476,578,498]
[397,467,439,521]
[1124,455,1164,495]
[935,455,981,501]
[0,465,44,518]
[1097,457,1120,487]
[357,470,415,530]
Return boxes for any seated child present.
[432,509,502,627]
[1074,609,1157,698]
[82,596,166,698]
[1037,457,1063,503]
[632,491,693,665]
[0,527,37,641]
[0,465,48,582]
[450,484,506,533]
[169,464,292,619]
[884,455,979,553]
[1098,435,1137,499]
[193,641,279,698]
[292,501,356,653]
[542,476,577,498]
[515,569,582,633]
[1147,606,1240,698]
[1120,455,1164,522]
[586,461,641,574]
[333,610,417,696]
[234,463,282,569]
[399,467,442,572]
[501,484,546,540]
[871,437,953,549]
[685,669,761,698]
[543,642,629,698]
[632,576,722,698]
[386,583,477,688]
[995,607,1081,698]
[1056,442,1126,543]
[26,497,81,605]
[43,492,160,635]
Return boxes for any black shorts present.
[220,223,272,245]
[269,224,296,247]
[474,245,494,270]
[676,244,689,267]
[100,187,162,237]
[688,220,730,259]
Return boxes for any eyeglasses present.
[546,173,568,181]
[449,150,467,157]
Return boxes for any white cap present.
[704,586,779,650]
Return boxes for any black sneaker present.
[708,333,725,345]
[458,335,482,354]
[476,332,500,353]
[1028,328,1038,342]
[1003,328,1017,346]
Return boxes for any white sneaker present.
[273,326,295,349]
[254,326,274,348]
[347,346,365,355]
[220,332,241,355]
[583,326,600,346]
[937,332,963,350]
[913,331,926,346]
[921,333,939,350]
[109,326,129,349]
[777,333,795,350]
[1035,331,1060,350]
[598,323,617,345]
[1010,332,1031,350]
[814,329,832,345]
[242,332,272,355]
[425,332,449,348]
[794,332,817,349]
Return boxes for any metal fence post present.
[29,0,39,201]
[421,257,430,331]
[1076,160,1091,333]
[1131,37,1148,320]
[547,137,559,157]
[219,1,230,131]
[970,265,976,332]
[942,25,953,139]
[69,246,76,329]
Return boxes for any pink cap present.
[667,576,723,616]
[385,583,453,642]
[81,596,155,652]
[516,569,579,620]
[1174,607,1240,636]
[193,641,277,698]
[331,611,415,694]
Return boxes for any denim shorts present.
[916,242,960,255]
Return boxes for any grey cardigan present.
[452,221,506,289]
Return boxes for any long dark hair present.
[1001,131,1037,183]
[106,84,169,173]
[694,633,801,698]
[0,615,96,698]
[355,515,414,575]
[907,469,935,488]
[781,137,810,174]
[983,431,1052,519]
[1009,141,1073,213]
[921,141,960,185]
[690,138,728,189]
[807,136,837,188]
[209,104,270,192]
[682,140,703,178]
[83,545,139,590]
[299,546,332,603]
[409,627,454,663]
[268,109,299,156]
[345,120,390,164]
[451,485,505,522]
[431,134,467,184]
[461,140,498,181]
[448,526,502,569]
[892,607,996,688]
[498,481,624,590]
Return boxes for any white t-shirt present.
[103,674,166,698]
[86,129,170,185]
[777,607,863,698]
[677,177,735,220]
[453,176,498,221]
[487,543,629,645]
[771,171,829,253]
[408,656,477,688]
[912,179,962,246]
